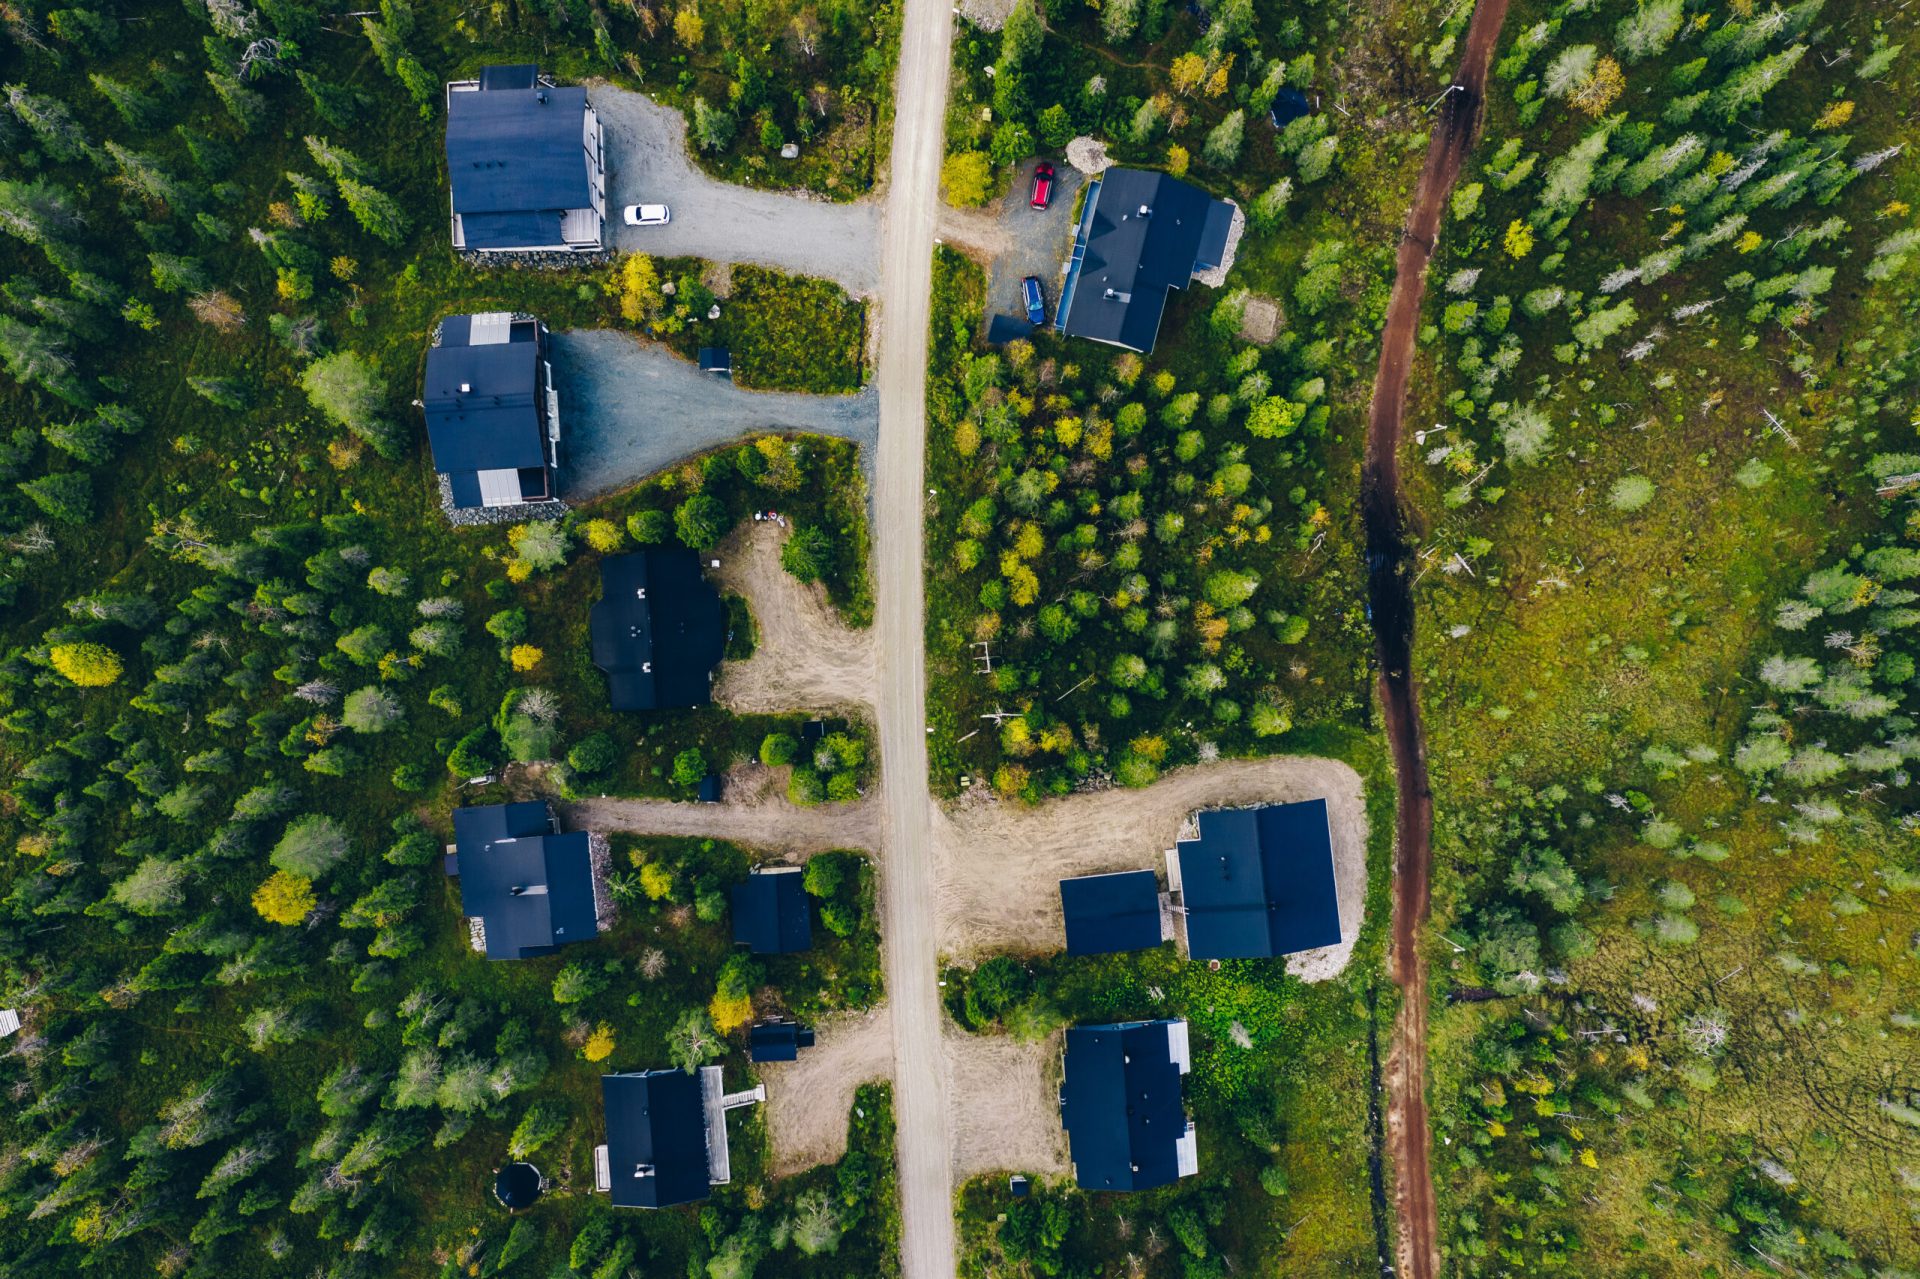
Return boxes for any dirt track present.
[564,793,879,857]
[1362,0,1512,1275]
[931,758,1368,982]
[711,521,877,716]
[760,1006,897,1175]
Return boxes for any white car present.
[624,203,671,227]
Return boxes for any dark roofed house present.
[447,801,600,960]
[731,866,812,954]
[424,312,561,511]
[594,1067,764,1208]
[1060,870,1166,956]
[1055,167,1238,355]
[446,66,605,253]
[1169,799,1342,960]
[1060,1018,1197,1192]
[589,550,727,712]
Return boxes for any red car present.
[1030,162,1055,210]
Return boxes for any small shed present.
[748,1021,817,1063]
[1060,870,1165,956]
[698,347,732,378]
[697,773,724,804]
[0,1009,19,1039]
[731,867,812,954]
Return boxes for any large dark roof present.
[450,802,598,960]
[589,551,727,711]
[423,316,545,481]
[731,868,811,954]
[1175,799,1340,960]
[1061,1020,1191,1191]
[1060,870,1163,956]
[446,78,593,250]
[602,1071,711,1208]
[1058,168,1236,354]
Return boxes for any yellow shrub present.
[1007,565,1039,607]
[253,871,316,925]
[48,642,122,687]
[710,987,753,1032]
[584,518,624,552]
[953,419,980,456]
[640,862,675,900]
[509,645,544,672]
[583,1022,616,1062]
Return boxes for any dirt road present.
[872,0,959,1273]
[1362,1,1510,1277]
[563,793,879,857]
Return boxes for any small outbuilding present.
[731,866,812,954]
[594,1067,763,1208]
[1059,869,1167,956]
[423,312,561,511]
[1060,1019,1196,1192]
[447,801,601,960]
[748,1020,816,1063]
[1268,87,1313,128]
[1169,799,1341,960]
[589,550,727,712]
[698,347,732,378]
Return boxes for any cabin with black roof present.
[731,866,811,954]
[1056,167,1237,355]
[1060,1018,1197,1192]
[445,65,605,254]
[1059,869,1167,956]
[446,801,600,960]
[593,1067,763,1208]
[1168,799,1342,960]
[588,550,727,712]
[423,312,561,511]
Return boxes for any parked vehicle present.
[623,203,671,226]
[1021,275,1047,326]
[1030,162,1055,211]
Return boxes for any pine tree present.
[336,177,408,245]
[1203,109,1244,168]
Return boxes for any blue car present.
[1021,275,1047,327]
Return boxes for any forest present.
[0,0,892,1272]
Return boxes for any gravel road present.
[871,0,957,1272]
[551,331,877,500]
[597,87,882,297]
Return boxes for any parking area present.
[552,331,877,501]
[939,158,1086,337]
[596,86,882,297]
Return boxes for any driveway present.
[551,331,878,500]
[937,158,1085,334]
[597,88,882,297]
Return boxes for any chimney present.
[459,382,471,393]
[1138,204,1152,217]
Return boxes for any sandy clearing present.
[564,793,880,857]
[930,756,1368,983]
[760,1006,897,1176]
[1237,295,1284,345]
[945,1026,1070,1180]
[711,521,877,717]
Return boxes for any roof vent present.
[633,1163,654,1178]
[459,382,471,393]
[1138,204,1152,217]
[536,90,549,105]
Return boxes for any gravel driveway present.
[552,331,877,500]
[993,160,1084,327]
[597,87,881,297]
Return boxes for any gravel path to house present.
[930,756,1369,982]
[946,1026,1069,1179]
[936,158,1087,337]
[759,1005,897,1176]
[551,331,878,500]
[710,521,876,716]
[564,793,880,857]
[596,87,882,297]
